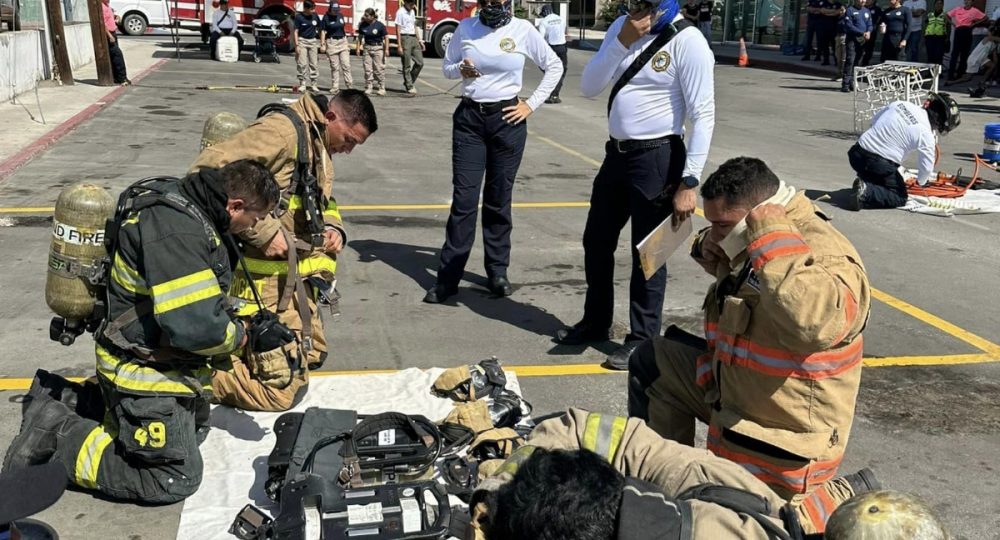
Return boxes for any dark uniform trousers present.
[848,143,909,208]
[581,137,685,342]
[841,34,863,88]
[108,33,129,84]
[803,18,818,57]
[437,98,528,285]
[50,351,208,504]
[948,26,974,79]
[861,26,879,65]
[550,43,568,97]
[881,31,904,62]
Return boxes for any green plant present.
[597,0,625,27]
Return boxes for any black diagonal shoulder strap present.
[607,19,694,115]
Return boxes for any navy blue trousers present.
[581,138,685,342]
[436,99,527,285]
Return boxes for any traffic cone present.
[737,37,749,67]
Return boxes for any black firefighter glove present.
[248,310,295,352]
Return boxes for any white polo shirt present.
[395,7,417,35]
[443,17,563,111]
[580,15,716,180]
[535,13,567,45]
[859,100,936,185]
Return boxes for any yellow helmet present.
[825,490,950,540]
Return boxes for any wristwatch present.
[682,175,700,188]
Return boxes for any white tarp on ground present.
[176,367,522,540]
[899,189,1000,216]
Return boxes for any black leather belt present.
[462,97,519,114]
[607,134,681,153]
[401,33,417,36]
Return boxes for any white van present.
[110,0,169,35]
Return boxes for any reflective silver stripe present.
[75,426,113,489]
[152,273,219,304]
[748,237,808,263]
[592,414,617,460]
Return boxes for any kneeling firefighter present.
[191,90,378,413]
[4,161,292,504]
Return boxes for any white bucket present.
[217,36,240,63]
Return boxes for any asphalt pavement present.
[0,35,998,539]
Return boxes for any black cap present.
[0,463,67,525]
[304,0,315,8]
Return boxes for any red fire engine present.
[170,0,476,56]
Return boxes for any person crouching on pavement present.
[210,0,244,60]
[628,157,872,505]
[847,93,960,210]
[192,91,378,413]
[2,161,284,504]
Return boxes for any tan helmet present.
[825,490,950,540]
[200,112,248,151]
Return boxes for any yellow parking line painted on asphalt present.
[863,353,997,367]
[0,207,55,214]
[0,353,997,391]
[527,130,604,167]
[870,288,1000,355]
[418,79,449,94]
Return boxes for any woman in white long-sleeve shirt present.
[423,0,563,304]
[556,0,715,370]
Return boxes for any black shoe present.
[2,397,72,473]
[602,340,642,371]
[423,283,458,304]
[551,96,562,103]
[488,275,513,297]
[840,86,851,92]
[970,86,986,98]
[545,96,556,104]
[848,178,866,211]
[801,55,812,61]
[821,60,830,66]
[555,322,612,345]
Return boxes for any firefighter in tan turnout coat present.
[191,91,377,412]
[628,157,871,527]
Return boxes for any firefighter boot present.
[22,369,104,422]
[795,468,881,535]
[2,396,75,473]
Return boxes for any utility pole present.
[86,0,114,86]
[44,0,74,85]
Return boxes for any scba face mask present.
[479,0,513,28]
[640,0,681,33]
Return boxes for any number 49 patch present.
[134,421,167,448]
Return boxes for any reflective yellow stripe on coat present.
[581,413,627,462]
[96,345,213,396]
[150,268,222,315]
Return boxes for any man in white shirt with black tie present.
[556,0,715,370]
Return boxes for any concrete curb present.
[0,58,169,182]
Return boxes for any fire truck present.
[168,0,476,56]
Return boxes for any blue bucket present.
[983,123,1000,161]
